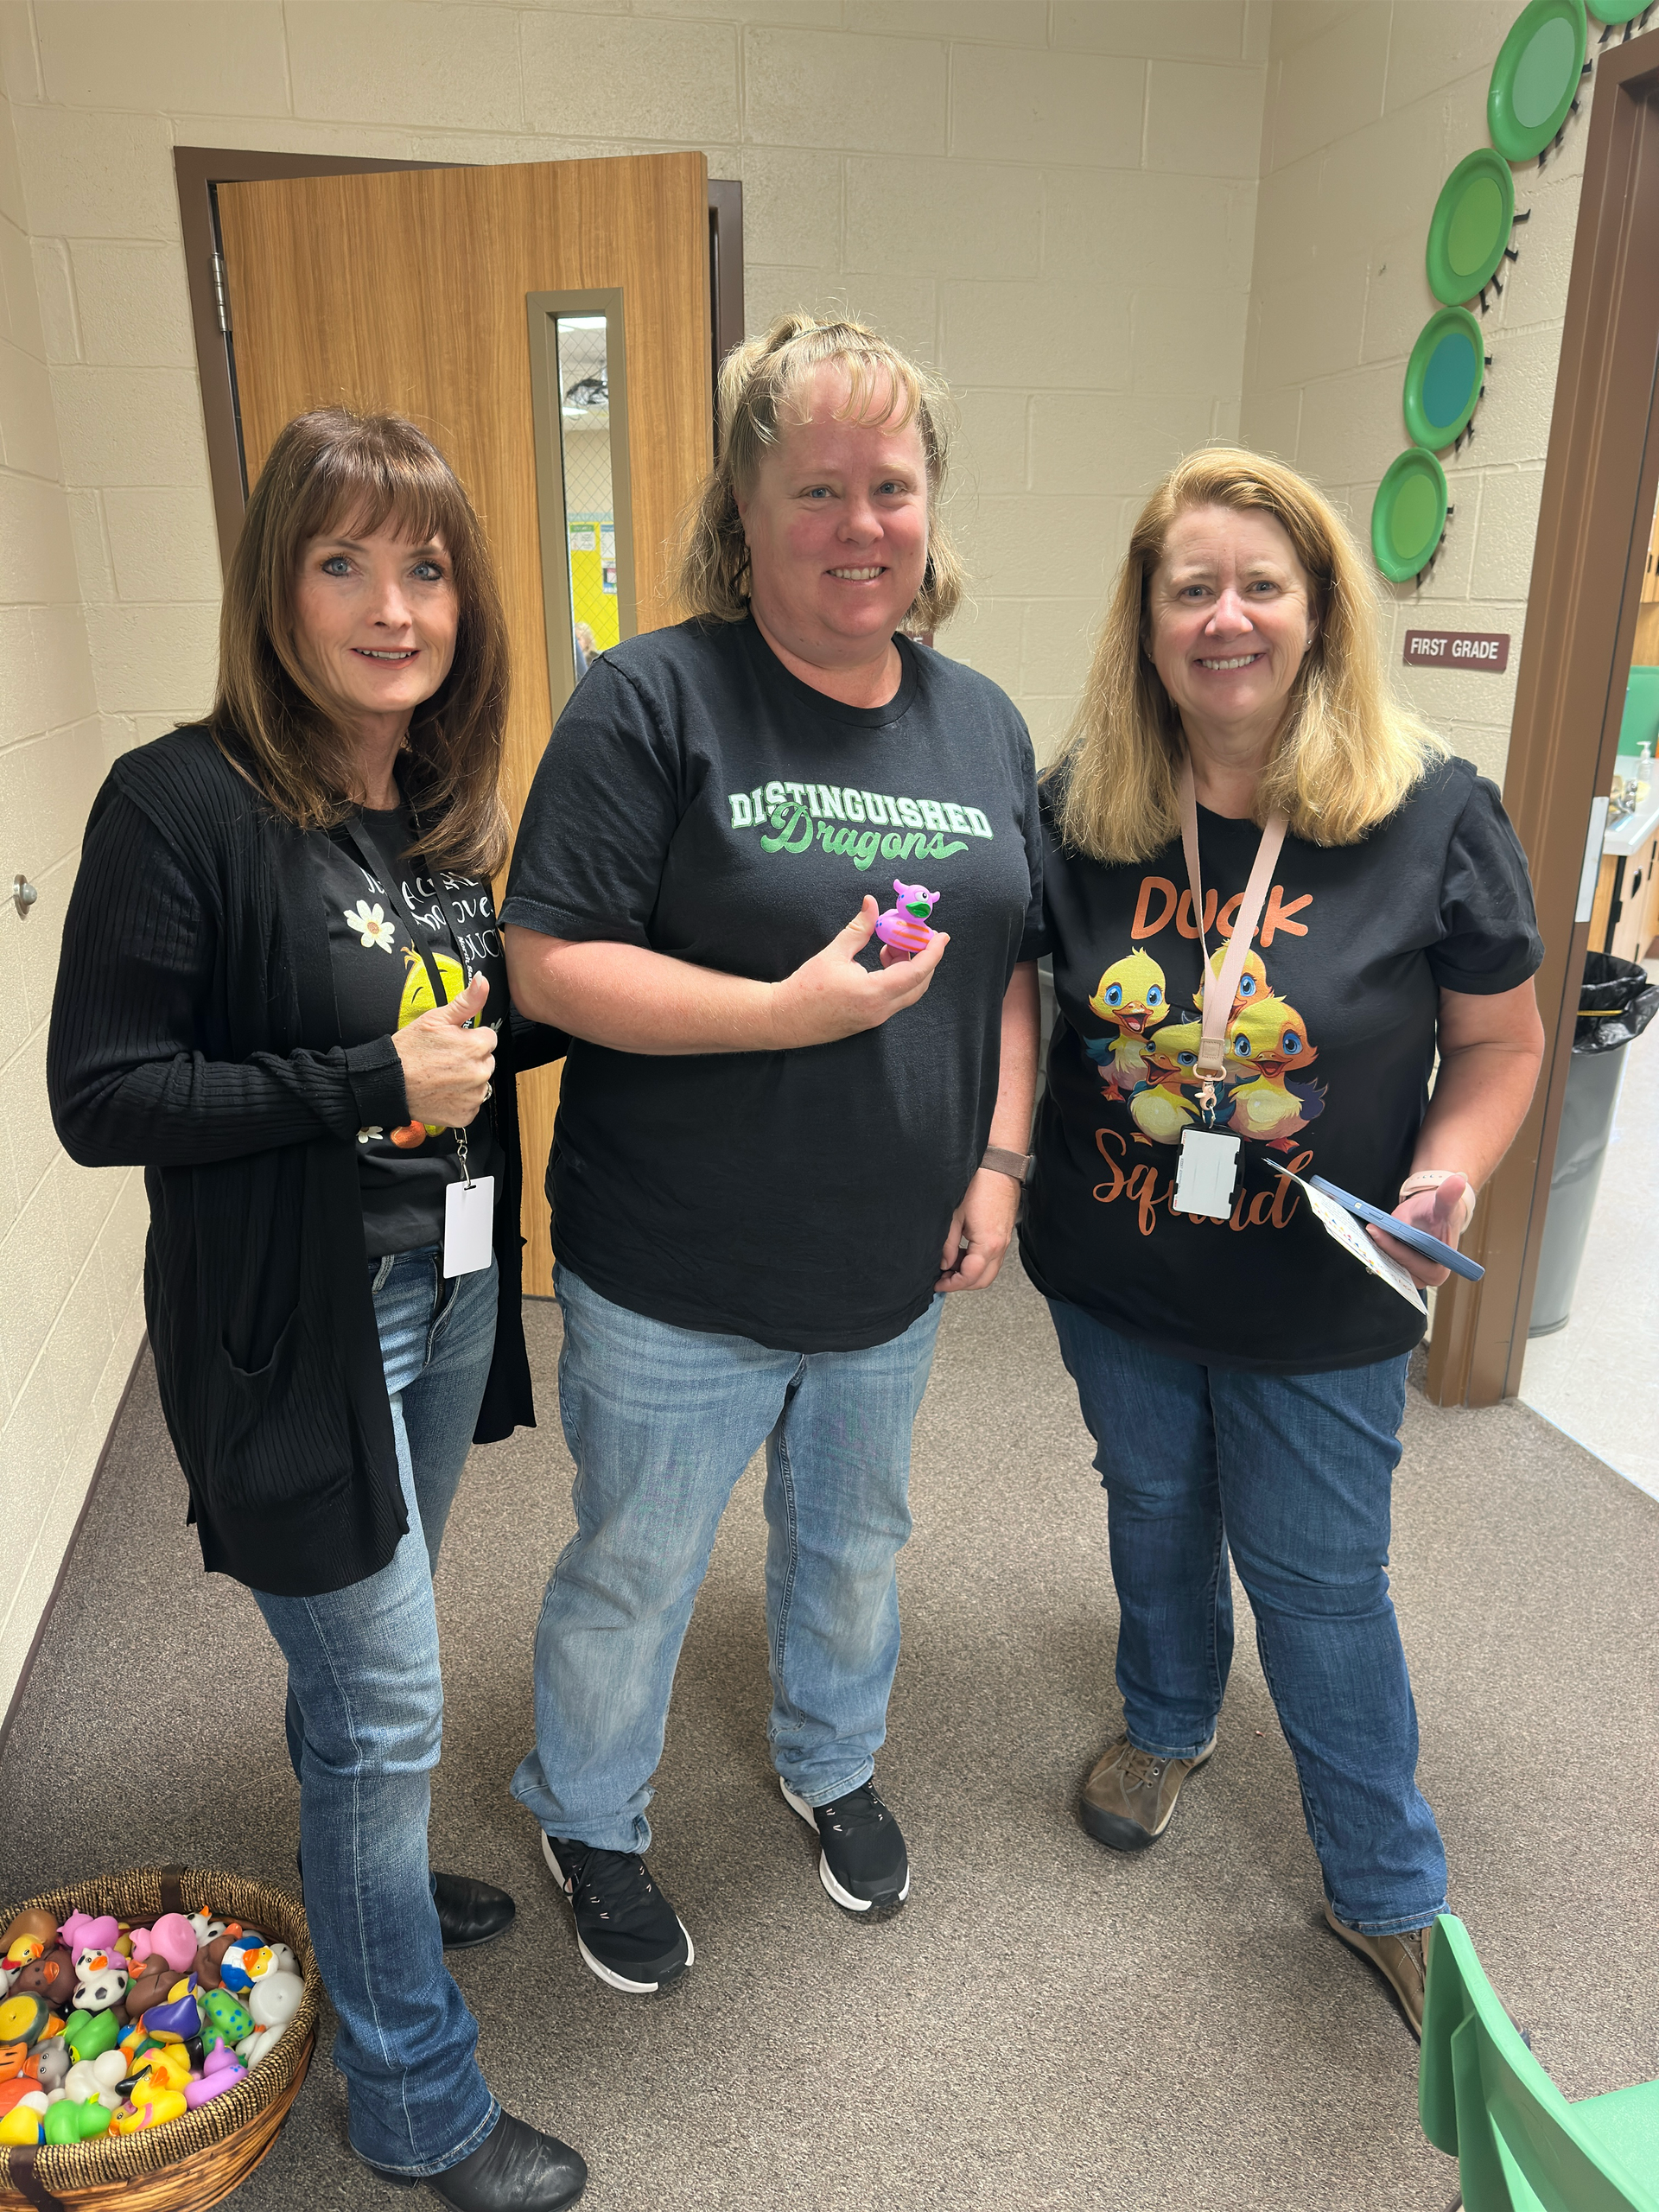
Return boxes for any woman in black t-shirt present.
[1022,450,1543,2037]
[503,315,1043,1983]
[48,410,583,2208]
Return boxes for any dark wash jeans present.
[253,1247,499,2176]
[1047,1297,1446,1936]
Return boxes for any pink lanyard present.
[1177,754,1287,1103]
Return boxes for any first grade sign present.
[1403,628,1511,673]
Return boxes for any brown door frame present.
[175,147,742,572]
[1426,26,1659,1405]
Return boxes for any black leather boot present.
[368,2113,587,2209]
[431,1871,516,1950]
[296,1851,515,1950]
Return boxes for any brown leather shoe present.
[1078,1732,1216,1851]
[1323,1904,1433,2037]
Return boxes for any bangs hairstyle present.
[210,407,511,876]
[673,310,964,633]
[1049,447,1445,865]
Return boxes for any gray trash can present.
[1528,953,1659,1336]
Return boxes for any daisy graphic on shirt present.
[345,900,397,951]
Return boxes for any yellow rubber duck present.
[1223,996,1325,1149]
[1128,1014,1206,1145]
[1087,950,1171,1098]
[129,2044,192,2095]
[0,2095,47,2145]
[111,2087,187,2134]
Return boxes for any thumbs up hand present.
[391,971,496,1125]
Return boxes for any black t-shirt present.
[501,614,1045,1351]
[1020,756,1542,1373]
[315,802,505,1257]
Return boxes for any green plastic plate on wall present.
[1489,0,1588,162]
[1588,3,1645,22]
[1425,149,1516,304]
[1402,307,1486,450]
[1372,450,1449,583]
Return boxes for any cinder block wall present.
[0,72,149,1715]
[1241,0,1590,786]
[0,0,1269,1720]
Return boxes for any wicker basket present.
[0,1866,318,2212]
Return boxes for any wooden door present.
[216,155,714,1294]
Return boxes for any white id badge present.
[1172,1128,1241,1219]
[442,1175,495,1277]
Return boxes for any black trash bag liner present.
[1574,951,1659,1052]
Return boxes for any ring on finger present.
[482,1081,493,1100]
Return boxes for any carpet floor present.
[3,1255,1656,2210]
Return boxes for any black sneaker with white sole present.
[780,1777,909,1916]
[541,1833,693,1993]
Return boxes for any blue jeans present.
[511,1264,945,1853]
[252,1247,499,2177]
[1046,1300,1446,1936]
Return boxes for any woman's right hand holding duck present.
[767,897,948,1049]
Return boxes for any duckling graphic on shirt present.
[1128,1011,1207,1145]
[1083,950,1171,1099]
[1194,942,1269,1022]
[1223,995,1325,1150]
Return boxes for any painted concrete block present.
[845,156,1043,281]
[1045,170,1257,291]
[1146,60,1268,180]
[69,241,194,369]
[0,335,59,478]
[84,598,219,717]
[1266,4,1389,174]
[1054,1,1248,60]
[1030,391,1219,498]
[746,28,947,156]
[0,467,79,602]
[104,486,223,605]
[730,145,842,270]
[289,0,523,132]
[12,102,178,240]
[524,14,739,143]
[848,0,1049,39]
[1467,467,1546,604]
[1131,288,1249,397]
[951,388,1029,498]
[952,44,1143,170]
[2,216,48,358]
[51,365,208,491]
[941,278,1131,392]
[35,0,288,117]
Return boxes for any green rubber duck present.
[45,2095,111,2145]
[64,2007,121,2063]
[200,1987,252,2054]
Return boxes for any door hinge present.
[212,251,232,336]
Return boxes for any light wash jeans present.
[510,1264,945,1854]
[1047,1297,1446,1936]
[252,1247,499,2177]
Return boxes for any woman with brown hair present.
[1023,448,1544,2037]
[501,312,1044,1987]
[48,410,585,2209]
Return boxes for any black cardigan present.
[48,725,563,1598]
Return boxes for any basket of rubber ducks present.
[0,1865,318,2210]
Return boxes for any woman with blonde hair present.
[1021,448,1543,2035]
[502,312,1042,1985]
[49,410,583,2209]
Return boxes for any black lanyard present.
[341,813,469,1012]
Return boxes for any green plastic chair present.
[1420,1913,1659,2211]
